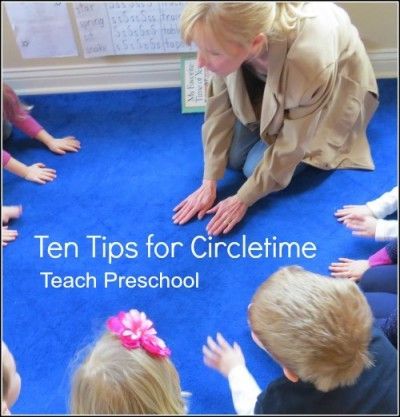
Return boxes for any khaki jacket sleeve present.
[236,67,333,206]
[202,76,237,180]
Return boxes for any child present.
[329,240,397,281]
[2,205,22,246]
[203,266,397,414]
[2,83,81,184]
[335,186,398,241]
[3,83,81,155]
[174,2,378,236]
[2,341,22,415]
[330,241,398,348]
[2,150,56,184]
[70,309,187,414]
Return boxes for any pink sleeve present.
[8,109,43,138]
[368,247,393,267]
[2,150,11,166]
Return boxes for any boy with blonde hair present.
[203,266,397,414]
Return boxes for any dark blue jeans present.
[228,119,306,178]
[360,265,397,348]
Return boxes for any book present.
[181,54,212,113]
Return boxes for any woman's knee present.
[228,149,246,170]
[228,120,260,171]
[243,140,268,177]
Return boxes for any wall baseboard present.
[368,49,398,80]
[3,58,182,95]
[3,49,398,95]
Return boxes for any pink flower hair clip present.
[107,309,171,358]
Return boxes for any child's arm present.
[4,155,56,184]
[369,240,397,266]
[227,364,263,415]
[335,186,398,222]
[329,258,370,281]
[343,214,378,238]
[366,186,398,218]
[34,129,81,155]
[203,333,262,415]
[343,214,398,241]
[330,240,397,280]
[374,219,398,241]
[11,112,81,155]
[334,205,373,222]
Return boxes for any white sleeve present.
[227,364,262,415]
[367,186,398,218]
[375,219,398,241]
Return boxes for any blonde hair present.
[2,342,11,400]
[70,332,186,414]
[181,2,307,49]
[248,266,374,392]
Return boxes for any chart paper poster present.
[5,2,78,59]
[73,2,196,58]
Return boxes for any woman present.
[173,2,378,235]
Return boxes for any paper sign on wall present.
[73,1,196,58]
[5,1,78,59]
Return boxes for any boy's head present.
[248,266,374,392]
[2,341,21,414]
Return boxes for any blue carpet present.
[3,79,397,414]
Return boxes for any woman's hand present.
[206,195,248,235]
[173,180,217,225]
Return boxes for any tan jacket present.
[202,2,379,206]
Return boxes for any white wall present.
[2,2,398,95]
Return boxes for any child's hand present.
[329,258,370,281]
[203,333,245,378]
[2,205,22,225]
[46,136,81,155]
[334,205,374,222]
[2,226,18,246]
[343,214,377,238]
[25,163,57,184]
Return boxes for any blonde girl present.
[70,309,186,414]
[174,3,378,236]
